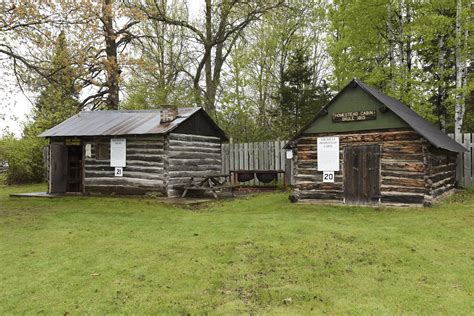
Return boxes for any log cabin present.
[286,79,467,206]
[40,107,228,197]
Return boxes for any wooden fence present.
[449,133,474,188]
[221,140,294,185]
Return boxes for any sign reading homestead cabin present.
[332,110,377,123]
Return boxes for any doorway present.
[344,145,381,204]
[66,145,83,192]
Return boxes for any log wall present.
[427,149,457,199]
[295,129,429,205]
[84,135,166,195]
[165,133,222,197]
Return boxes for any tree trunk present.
[387,0,396,91]
[454,0,465,135]
[102,0,120,110]
[437,36,447,132]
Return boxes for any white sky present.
[0,0,204,138]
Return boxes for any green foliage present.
[1,186,474,313]
[327,0,473,132]
[24,31,79,137]
[278,48,331,139]
[0,135,47,184]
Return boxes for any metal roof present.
[287,79,467,152]
[355,80,467,152]
[39,107,200,137]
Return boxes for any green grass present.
[1,184,473,314]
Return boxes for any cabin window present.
[95,143,110,160]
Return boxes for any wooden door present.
[66,145,83,192]
[50,143,68,193]
[344,145,381,204]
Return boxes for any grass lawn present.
[0,184,473,314]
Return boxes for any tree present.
[218,0,330,141]
[123,0,194,109]
[327,0,473,133]
[278,48,331,139]
[24,31,79,136]
[140,0,284,115]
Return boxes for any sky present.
[0,0,204,138]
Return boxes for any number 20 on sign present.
[323,171,334,183]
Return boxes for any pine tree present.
[25,31,79,136]
[279,48,331,139]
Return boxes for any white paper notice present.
[286,150,293,159]
[110,138,126,167]
[85,144,92,158]
[317,137,339,171]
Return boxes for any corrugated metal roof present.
[286,79,467,153]
[39,107,200,137]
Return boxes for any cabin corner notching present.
[40,107,228,197]
[288,79,467,206]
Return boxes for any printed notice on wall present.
[110,138,126,167]
[317,137,339,171]
[85,144,92,158]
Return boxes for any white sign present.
[323,171,335,183]
[110,138,126,167]
[286,150,293,159]
[115,167,123,177]
[85,144,92,158]
[317,137,339,171]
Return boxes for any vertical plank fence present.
[221,140,294,186]
[449,133,473,188]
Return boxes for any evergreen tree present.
[25,31,79,136]
[278,48,331,139]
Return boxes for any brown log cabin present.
[286,79,467,206]
[40,107,228,197]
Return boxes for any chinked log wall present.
[84,135,166,195]
[296,129,431,204]
[428,151,457,199]
[166,133,222,197]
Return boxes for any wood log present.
[168,158,221,165]
[382,160,425,172]
[431,170,456,184]
[381,170,425,179]
[167,145,221,154]
[168,133,221,143]
[383,142,423,154]
[381,152,424,161]
[381,185,427,194]
[84,177,164,187]
[126,148,164,155]
[382,177,425,188]
[126,154,164,162]
[431,163,456,174]
[431,176,455,190]
[298,182,343,191]
[381,194,425,204]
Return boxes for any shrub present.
[0,136,47,184]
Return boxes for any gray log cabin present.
[286,79,467,206]
[40,107,228,197]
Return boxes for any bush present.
[0,136,47,184]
